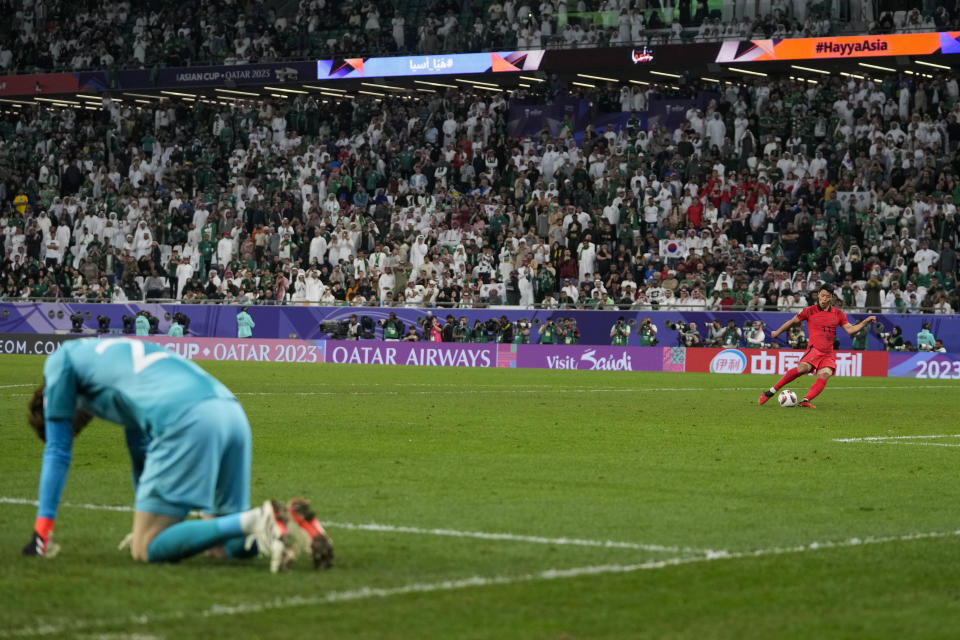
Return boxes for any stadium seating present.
[0,2,958,318]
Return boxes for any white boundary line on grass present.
[224,383,959,396]
[2,527,958,638]
[834,434,960,448]
[0,497,697,554]
[2,384,958,398]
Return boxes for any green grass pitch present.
[1,355,959,639]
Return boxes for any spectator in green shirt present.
[539,318,558,344]
[610,317,630,346]
[381,313,402,341]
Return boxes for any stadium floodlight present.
[263,86,308,94]
[518,83,530,88]
[413,80,457,89]
[700,77,720,83]
[571,81,596,88]
[650,70,682,79]
[215,88,260,96]
[362,82,404,91]
[916,60,950,70]
[303,85,346,93]
[577,73,618,83]
[161,90,197,97]
[858,62,896,73]
[728,66,766,77]
[77,94,102,101]
[471,85,503,92]
[269,93,290,98]
[455,78,500,87]
[840,72,865,80]
[519,75,544,82]
[35,97,80,104]
[790,64,830,75]
[628,79,649,85]
[122,92,164,99]
[358,90,386,97]
[416,88,436,93]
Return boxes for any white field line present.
[0,383,34,389]
[2,384,958,398]
[834,434,960,442]
[835,434,960,447]
[3,528,959,638]
[224,384,959,396]
[326,521,694,553]
[0,497,695,554]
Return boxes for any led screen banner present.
[681,347,889,377]
[716,31,960,63]
[316,51,545,80]
[887,352,960,380]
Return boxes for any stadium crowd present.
[5,0,960,75]
[1,58,959,314]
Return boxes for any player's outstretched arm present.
[23,419,74,557]
[842,316,877,336]
[770,314,800,340]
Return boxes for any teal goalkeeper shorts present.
[135,398,252,518]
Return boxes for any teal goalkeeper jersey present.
[44,338,235,438]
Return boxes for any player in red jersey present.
[758,286,876,408]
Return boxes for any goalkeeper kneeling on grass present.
[22,337,333,572]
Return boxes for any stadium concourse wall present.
[1,332,957,380]
[1,302,959,351]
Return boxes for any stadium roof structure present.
[0,31,958,109]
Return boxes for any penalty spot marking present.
[3,527,958,638]
[0,497,696,554]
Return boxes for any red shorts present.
[800,347,836,372]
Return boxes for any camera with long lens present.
[96,315,111,334]
[666,320,688,332]
[172,312,190,333]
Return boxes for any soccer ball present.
[778,389,798,407]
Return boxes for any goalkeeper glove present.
[22,517,60,557]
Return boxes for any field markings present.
[0,497,699,554]
[221,384,958,397]
[327,521,695,553]
[834,434,960,448]
[2,383,958,399]
[3,527,959,638]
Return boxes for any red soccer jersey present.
[798,304,848,352]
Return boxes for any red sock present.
[805,377,827,401]
[772,367,802,392]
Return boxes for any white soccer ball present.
[779,389,798,407]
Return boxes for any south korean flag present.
[659,237,687,260]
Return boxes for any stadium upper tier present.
[0,1,957,74]
[1,53,958,314]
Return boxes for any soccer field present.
[1,355,959,639]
